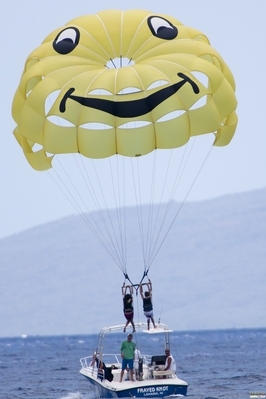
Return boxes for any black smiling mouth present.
[59,73,199,118]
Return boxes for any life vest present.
[124,294,133,312]
[143,296,153,312]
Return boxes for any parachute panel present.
[78,127,117,158]
[214,111,238,146]
[116,124,156,157]
[44,122,78,154]
[155,114,190,149]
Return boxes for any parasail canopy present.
[12,9,237,170]
[12,10,238,279]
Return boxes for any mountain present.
[0,188,265,338]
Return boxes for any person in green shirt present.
[119,333,136,382]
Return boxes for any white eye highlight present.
[150,17,173,34]
[57,28,77,44]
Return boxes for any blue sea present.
[0,328,265,399]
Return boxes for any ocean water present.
[0,328,265,399]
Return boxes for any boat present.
[79,322,188,398]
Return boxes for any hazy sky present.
[2,0,265,239]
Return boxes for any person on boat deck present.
[139,279,156,330]
[122,283,136,333]
[97,361,114,382]
[89,352,99,367]
[134,347,142,380]
[164,349,176,372]
[119,333,136,382]
[97,361,104,381]
[134,348,142,369]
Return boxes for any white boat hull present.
[80,366,188,397]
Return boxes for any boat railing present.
[80,355,91,368]
[80,353,122,369]
[80,353,152,369]
[80,353,177,381]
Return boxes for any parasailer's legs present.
[123,318,136,333]
[146,315,156,330]
[151,315,156,329]
[131,319,136,333]
[147,318,150,330]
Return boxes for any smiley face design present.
[12,10,237,170]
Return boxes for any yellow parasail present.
[12,9,237,172]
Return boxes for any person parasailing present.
[122,283,136,333]
[139,278,156,330]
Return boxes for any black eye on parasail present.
[147,16,178,40]
[53,27,80,54]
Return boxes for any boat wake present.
[60,392,93,399]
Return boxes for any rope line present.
[48,136,213,281]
